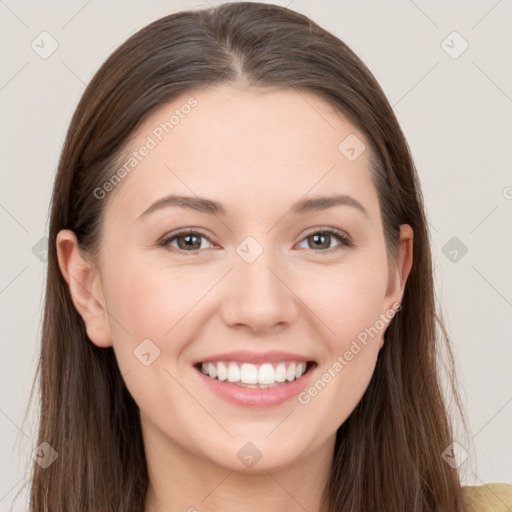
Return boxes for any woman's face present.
[59,84,412,473]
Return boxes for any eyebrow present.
[137,193,369,220]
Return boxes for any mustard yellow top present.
[464,483,512,511]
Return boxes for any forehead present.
[105,84,379,222]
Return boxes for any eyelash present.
[158,227,353,255]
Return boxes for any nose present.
[219,246,298,334]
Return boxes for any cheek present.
[101,260,209,418]
[293,258,388,421]
[101,255,216,365]
[297,257,390,346]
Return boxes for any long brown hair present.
[19,2,469,510]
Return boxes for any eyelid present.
[301,226,351,242]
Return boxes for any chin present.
[200,435,311,474]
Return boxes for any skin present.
[57,84,413,512]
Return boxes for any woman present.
[25,2,511,511]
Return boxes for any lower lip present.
[194,364,316,408]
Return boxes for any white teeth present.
[275,363,287,382]
[216,362,228,381]
[240,363,258,384]
[227,362,240,382]
[286,363,296,382]
[207,363,217,379]
[258,363,275,384]
[199,361,308,385]
[298,362,308,378]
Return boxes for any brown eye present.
[306,233,332,250]
[297,229,352,253]
[161,231,213,252]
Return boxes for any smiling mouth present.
[193,360,317,389]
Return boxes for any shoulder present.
[463,483,512,512]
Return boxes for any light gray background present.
[1,0,511,509]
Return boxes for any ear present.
[379,224,414,348]
[56,229,112,348]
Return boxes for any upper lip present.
[193,350,314,365]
